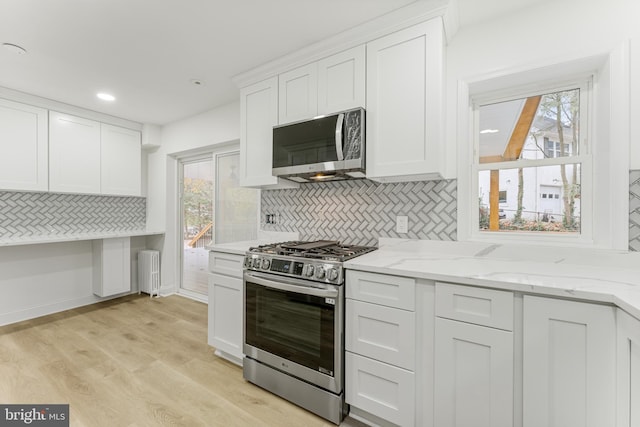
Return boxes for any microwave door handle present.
[244,272,339,299]
[335,113,345,161]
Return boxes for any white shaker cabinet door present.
[208,273,243,363]
[49,111,101,194]
[240,77,298,189]
[366,18,444,182]
[278,63,318,124]
[0,98,48,191]
[100,124,141,196]
[523,296,616,427]
[434,317,514,427]
[317,45,366,116]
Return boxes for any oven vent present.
[138,250,160,298]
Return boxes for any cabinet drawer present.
[346,352,415,427]
[208,251,244,277]
[436,282,513,331]
[346,299,415,370]
[346,270,415,310]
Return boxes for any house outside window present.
[474,83,589,234]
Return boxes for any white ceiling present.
[0,0,549,126]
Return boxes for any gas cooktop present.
[244,240,377,285]
[247,240,377,262]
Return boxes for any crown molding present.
[232,0,455,89]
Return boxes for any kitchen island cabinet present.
[0,98,48,192]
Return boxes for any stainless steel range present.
[242,240,376,424]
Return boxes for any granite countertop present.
[344,238,640,320]
[0,229,165,247]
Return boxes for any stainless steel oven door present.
[243,271,344,394]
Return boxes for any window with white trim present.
[473,81,590,236]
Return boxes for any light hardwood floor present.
[0,295,363,427]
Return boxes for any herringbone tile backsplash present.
[261,179,457,246]
[630,170,640,251]
[0,191,146,238]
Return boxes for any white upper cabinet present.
[240,77,298,189]
[49,111,141,196]
[100,124,141,196]
[0,98,48,192]
[279,63,318,124]
[49,111,102,194]
[366,18,444,182]
[278,45,366,124]
[317,45,366,116]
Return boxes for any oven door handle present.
[244,272,339,299]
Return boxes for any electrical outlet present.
[396,215,408,233]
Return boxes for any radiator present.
[138,250,160,298]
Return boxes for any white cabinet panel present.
[317,45,366,115]
[616,309,640,427]
[434,317,514,427]
[278,63,318,124]
[346,352,415,427]
[523,296,616,427]
[346,270,415,310]
[208,251,245,278]
[366,18,444,182]
[208,273,243,361]
[49,111,101,194]
[92,237,131,297]
[0,98,48,191]
[100,124,141,196]
[436,282,514,330]
[240,77,298,189]
[207,251,244,365]
[346,299,415,370]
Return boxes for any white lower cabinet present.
[616,309,640,427]
[92,237,131,297]
[523,295,616,427]
[345,352,415,427]
[434,317,513,427]
[207,251,244,365]
[346,271,416,426]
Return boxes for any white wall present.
[146,101,240,293]
[448,0,640,248]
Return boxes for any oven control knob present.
[304,264,315,277]
[315,266,326,279]
[327,268,339,281]
[261,258,271,270]
[252,257,261,269]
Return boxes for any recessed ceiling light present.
[189,79,205,86]
[480,129,499,134]
[97,93,116,101]
[2,43,27,55]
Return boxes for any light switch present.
[396,215,408,233]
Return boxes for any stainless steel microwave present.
[272,108,365,182]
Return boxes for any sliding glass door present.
[179,149,258,297]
